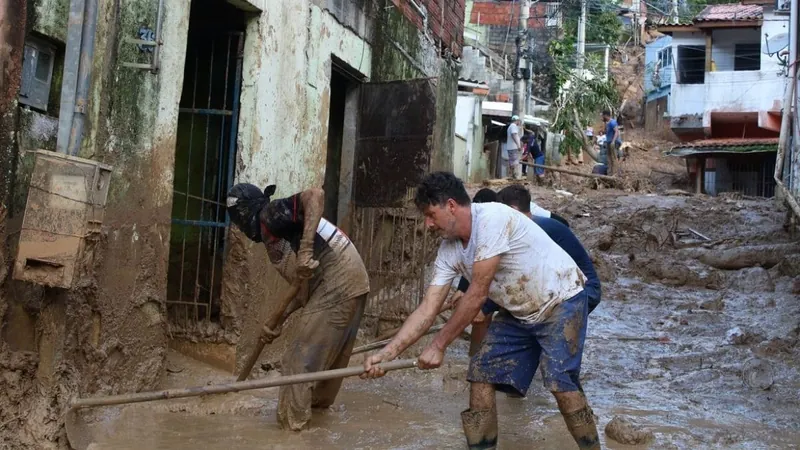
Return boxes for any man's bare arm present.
[376,284,450,360]
[430,256,500,352]
[297,188,324,277]
[299,188,324,250]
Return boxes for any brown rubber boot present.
[460,407,498,449]
[563,406,601,449]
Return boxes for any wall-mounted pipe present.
[56,0,85,154]
[151,0,165,73]
[67,0,98,156]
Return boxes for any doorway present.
[323,60,362,226]
[167,0,246,325]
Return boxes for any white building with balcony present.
[656,2,789,141]
[653,1,790,198]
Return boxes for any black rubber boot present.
[563,406,601,449]
[460,407,498,450]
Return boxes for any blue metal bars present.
[167,31,243,324]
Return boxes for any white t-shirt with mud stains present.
[430,202,585,323]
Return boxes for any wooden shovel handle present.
[237,282,303,381]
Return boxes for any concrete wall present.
[704,70,785,126]
[1,0,189,446]
[710,28,761,72]
[0,0,26,211]
[668,31,706,118]
[455,94,490,182]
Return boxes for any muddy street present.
[67,188,800,450]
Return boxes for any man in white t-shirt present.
[361,172,600,449]
[506,115,523,180]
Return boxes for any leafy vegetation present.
[545,0,622,158]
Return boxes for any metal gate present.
[351,79,439,327]
[167,31,243,324]
[350,206,439,324]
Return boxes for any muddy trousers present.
[277,294,367,431]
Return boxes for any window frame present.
[19,36,56,112]
[734,43,761,71]
[676,45,705,85]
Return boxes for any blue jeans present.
[468,291,589,396]
[534,154,545,176]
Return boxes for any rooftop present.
[694,4,762,22]
[667,138,778,156]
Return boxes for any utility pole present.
[671,0,679,24]
[512,0,530,119]
[576,0,586,72]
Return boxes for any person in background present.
[521,132,531,177]
[506,115,523,180]
[473,187,568,227]
[497,185,600,314]
[602,110,622,175]
[528,131,546,184]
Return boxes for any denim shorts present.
[468,291,588,396]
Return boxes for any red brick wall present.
[390,0,467,56]
[469,1,550,28]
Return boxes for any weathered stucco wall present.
[1,0,190,447]
[371,0,456,172]
[0,0,29,445]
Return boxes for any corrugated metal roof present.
[694,4,762,22]
[667,138,778,157]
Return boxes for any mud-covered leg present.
[539,291,600,448]
[461,382,498,450]
[554,391,601,449]
[277,295,362,431]
[312,295,366,408]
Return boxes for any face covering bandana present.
[226,183,276,243]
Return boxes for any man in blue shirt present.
[497,185,601,314]
[602,109,621,175]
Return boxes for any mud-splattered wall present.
[0,0,190,447]
[2,0,463,444]
[371,0,457,172]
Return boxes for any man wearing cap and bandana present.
[506,115,523,179]
[226,183,370,431]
